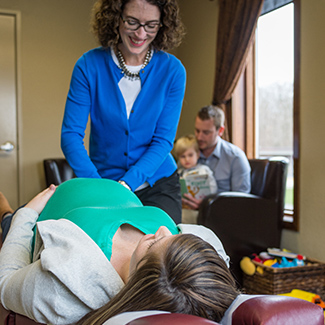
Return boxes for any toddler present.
[174,135,217,198]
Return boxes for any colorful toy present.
[241,249,306,276]
[263,259,278,267]
[240,257,256,275]
[280,289,325,314]
[267,248,306,261]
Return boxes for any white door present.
[0,12,19,209]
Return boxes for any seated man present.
[182,105,251,210]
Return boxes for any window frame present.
[231,0,300,231]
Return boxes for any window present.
[231,0,300,230]
[256,4,294,218]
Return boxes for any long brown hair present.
[78,234,239,324]
[91,0,185,51]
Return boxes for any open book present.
[180,174,212,200]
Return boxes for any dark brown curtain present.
[212,0,264,140]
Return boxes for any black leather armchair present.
[43,158,75,187]
[197,157,289,285]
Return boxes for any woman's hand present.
[25,184,57,215]
[181,194,203,210]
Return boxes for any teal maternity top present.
[37,178,179,260]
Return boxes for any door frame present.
[0,9,22,205]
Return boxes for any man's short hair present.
[197,105,225,130]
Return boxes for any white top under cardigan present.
[111,48,154,119]
[0,207,229,325]
[111,48,153,191]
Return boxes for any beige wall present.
[281,0,325,261]
[177,0,325,262]
[0,0,96,204]
[1,0,325,261]
[176,0,219,137]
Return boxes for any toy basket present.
[242,258,325,299]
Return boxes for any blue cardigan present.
[61,47,186,191]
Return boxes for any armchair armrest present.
[43,158,75,186]
[198,192,260,224]
[198,193,280,248]
[231,295,324,325]
[0,305,44,325]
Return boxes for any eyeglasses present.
[120,16,162,33]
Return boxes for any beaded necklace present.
[116,47,152,81]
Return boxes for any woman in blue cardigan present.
[61,0,186,223]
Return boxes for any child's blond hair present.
[174,135,199,158]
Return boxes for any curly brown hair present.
[91,0,185,51]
